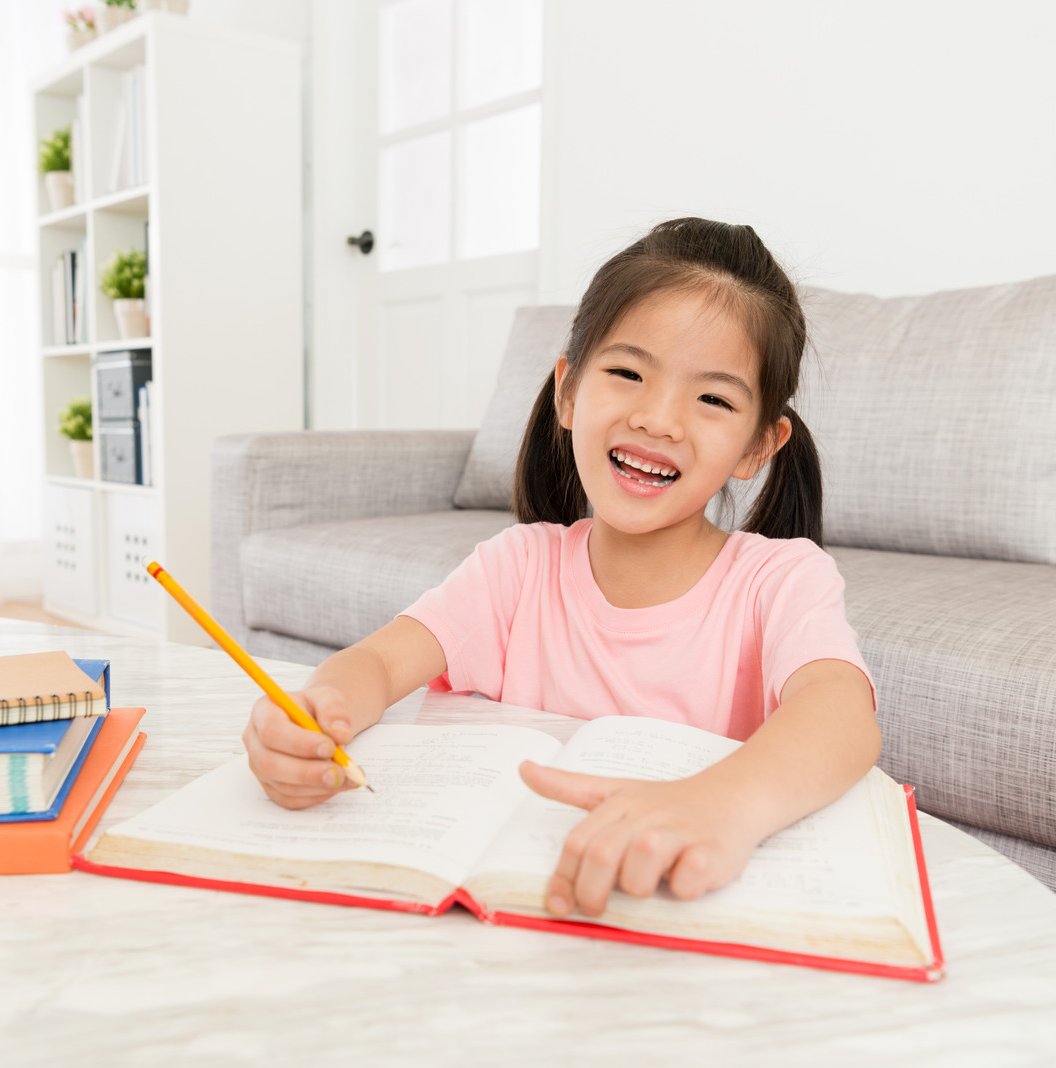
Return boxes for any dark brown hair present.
[512,217,823,545]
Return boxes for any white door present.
[311,0,545,431]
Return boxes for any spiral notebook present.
[0,652,109,727]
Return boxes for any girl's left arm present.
[520,658,879,918]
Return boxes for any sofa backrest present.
[455,276,1056,564]
[796,277,1056,563]
[454,305,576,510]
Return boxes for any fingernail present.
[316,740,335,759]
[323,768,342,788]
[547,894,570,915]
[330,720,352,741]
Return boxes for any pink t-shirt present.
[401,520,874,741]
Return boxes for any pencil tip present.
[365,784,375,793]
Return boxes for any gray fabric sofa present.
[212,280,1056,892]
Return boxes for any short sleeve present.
[754,542,876,713]
[398,524,532,698]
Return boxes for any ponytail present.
[742,408,824,547]
[512,370,588,525]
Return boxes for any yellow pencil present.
[146,560,372,791]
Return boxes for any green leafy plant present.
[99,247,147,300]
[59,397,93,441]
[102,0,137,8]
[39,126,71,174]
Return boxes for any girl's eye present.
[700,394,733,411]
[606,368,641,381]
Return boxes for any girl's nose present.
[628,395,684,441]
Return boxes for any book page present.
[469,716,900,918]
[96,724,560,888]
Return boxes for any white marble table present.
[1,621,1055,1067]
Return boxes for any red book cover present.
[73,772,943,982]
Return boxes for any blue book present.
[74,658,111,709]
[0,714,106,821]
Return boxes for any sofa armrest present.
[211,429,476,643]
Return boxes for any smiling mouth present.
[608,449,681,487]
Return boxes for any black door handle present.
[346,230,374,255]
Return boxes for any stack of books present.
[50,246,87,346]
[0,652,146,874]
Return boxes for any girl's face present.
[555,287,790,540]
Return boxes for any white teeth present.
[610,450,677,478]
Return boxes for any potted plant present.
[59,397,94,479]
[100,247,148,338]
[63,7,97,50]
[140,0,190,12]
[39,125,73,212]
[97,0,137,33]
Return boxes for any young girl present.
[243,217,879,920]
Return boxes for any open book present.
[76,714,943,982]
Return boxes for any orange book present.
[0,707,146,874]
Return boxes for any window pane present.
[379,0,452,134]
[457,0,542,110]
[379,132,452,271]
[1,0,66,252]
[458,103,539,260]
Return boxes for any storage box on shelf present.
[95,348,152,488]
[33,13,303,641]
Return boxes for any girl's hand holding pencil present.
[243,686,371,809]
[145,560,373,798]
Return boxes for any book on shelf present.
[0,712,105,821]
[1,707,146,874]
[0,653,110,727]
[76,708,945,982]
[137,380,153,486]
[108,93,127,194]
[51,259,65,346]
[108,64,148,193]
[129,64,147,186]
[71,93,87,204]
[50,247,86,346]
[73,241,86,342]
[62,250,75,345]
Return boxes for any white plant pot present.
[44,171,74,212]
[69,440,94,480]
[66,27,97,51]
[140,0,190,12]
[97,6,136,33]
[114,298,148,339]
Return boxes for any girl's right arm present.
[242,615,447,809]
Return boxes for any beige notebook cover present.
[0,652,106,725]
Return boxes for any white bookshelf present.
[33,14,303,644]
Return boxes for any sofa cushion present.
[453,305,576,510]
[828,545,1056,850]
[798,276,1056,563]
[241,511,515,650]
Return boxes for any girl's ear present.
[732,416,792,481]
[554,354,574,429]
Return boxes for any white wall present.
[539,0,1056,301]
[0,0,67,596]
[185,0,308,41]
